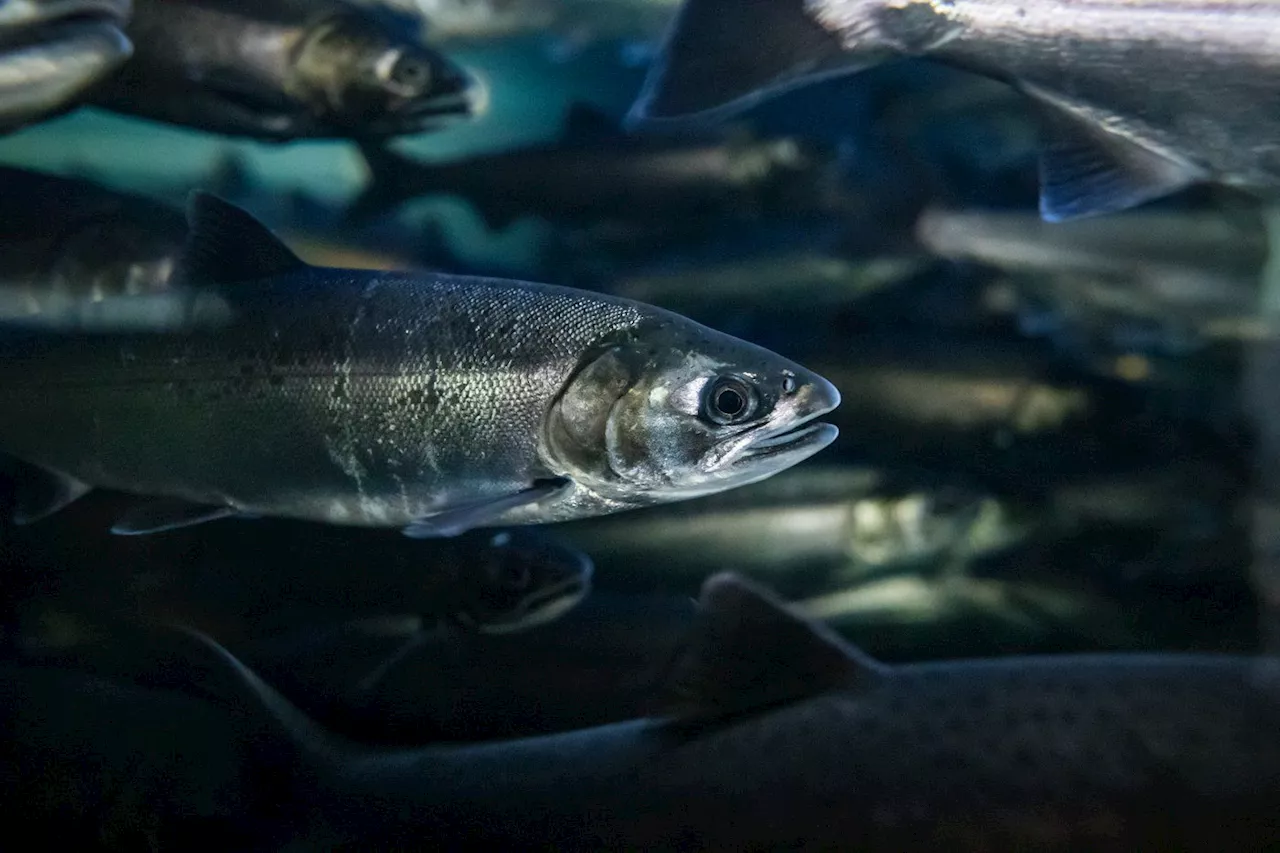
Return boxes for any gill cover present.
[546,344,639,482]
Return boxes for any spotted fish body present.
[192,573,1280,850]
[0,194,839,534]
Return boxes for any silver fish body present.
[192,573,1280,850]
[0,194,839,535]
[631,0,1280,219]
[0,0,133,132]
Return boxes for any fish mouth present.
[742,419,839,461]
[739,374,841,463]
[369,73,483,134]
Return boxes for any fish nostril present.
[782,374,797,395]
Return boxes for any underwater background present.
[0,0,1277,847]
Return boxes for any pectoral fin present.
[401,478,572,539]
[1023,83,1201,222]
[111,498,241,535]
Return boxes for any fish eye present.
[702,375,758,425]
[379,50,431,94]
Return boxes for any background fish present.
[0,0,133,132]
[180,573,1280,851]
[349,103,851,230]
[917,204,1270,338]
[91,0,477,139]
[0,165,186,326]
[630,0,1280,220]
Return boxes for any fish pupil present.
[715,387,746,417]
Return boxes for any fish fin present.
[162,624,346,767]
[561,103,623,142]
[178,192,307,285]
[110,498,240,535]
[401,478,572,538]
[626,0,861,126]
[660,572,884,726]
[1023,85,1200,222]
[0,456,91,524]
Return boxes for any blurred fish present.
[0,193,839,536]
[608,247,930,312]
[350,528,594,690]
[631,0,1280,220]
[797,573,1135,654]
[0,166,223,332]
[819,334,1090,444]
[918,204,1269,335]
[186,573,1280,850]
[92,0,477,140]
[557,464,1032,596]
[0,0,133,132]
[1,495,594,648]
[349,103,850,229]
[231,590,695,743]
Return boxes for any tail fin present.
[0,455,91,525]
[627,0,859,126]
[167,625,351,772]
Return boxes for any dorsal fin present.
[178,192,308,285]
[562,103,623,142]
[660,572,884,725]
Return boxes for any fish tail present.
[626,0,863,125]
[0,455,91,525]
[168,625,349,782]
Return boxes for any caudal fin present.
[169,625,350,770]
[0,455,91,525]
[627,0,857,125]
